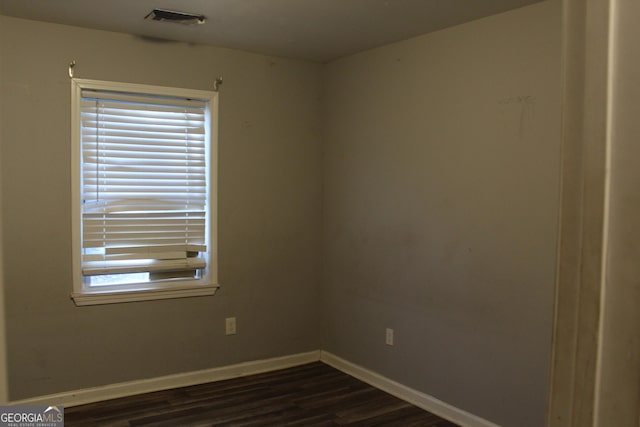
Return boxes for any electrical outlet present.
[385,328,394,346]
[225,317,237,335]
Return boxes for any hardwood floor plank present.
[343,406,443,427]
[65,362,460,426]
[334,400,412,425]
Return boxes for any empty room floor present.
[64,362,460,426]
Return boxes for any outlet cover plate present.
[225,317,237,335]
[385,328,394,346]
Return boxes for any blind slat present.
[81,90,207,108]
[84,237,206,248]
[82,258,206,276]
[105,244,206,254]
[83,158,205,167]
[84,251,188,262]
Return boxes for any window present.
[71,79,218,305]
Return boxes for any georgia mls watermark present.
[0,406,63,427]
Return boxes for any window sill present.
[71,284,220,306]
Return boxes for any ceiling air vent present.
[144,8,206,25]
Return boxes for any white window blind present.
[79,88,209,283]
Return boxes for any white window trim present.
[70,78,219,306]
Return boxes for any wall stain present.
[498,95,536,140]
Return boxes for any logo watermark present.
[0,406,63,427]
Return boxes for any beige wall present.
[0,15,323,400]
[321,2,561,427]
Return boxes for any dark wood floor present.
[65,362,459,426]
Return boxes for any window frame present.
[70,78,219,306]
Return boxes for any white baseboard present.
[320,351,501,427]
[10,350,320,408]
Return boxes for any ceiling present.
[0,0,544,62]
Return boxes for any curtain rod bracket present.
[68,60,76,79]
[213,76,223,92]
